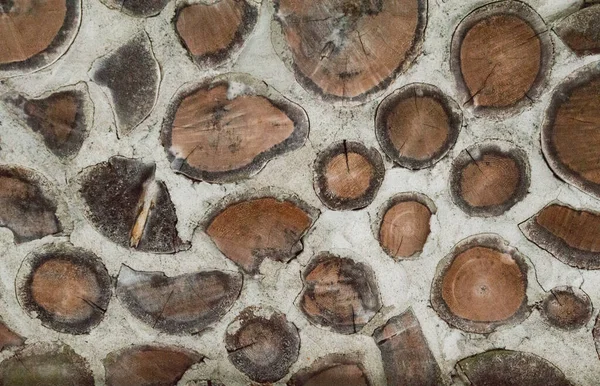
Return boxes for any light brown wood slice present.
[450,141,530,217]
[431,234,529,334]
[451,1,552,113]
[541,63,600,200]
[540,286,592,330]
[0,320,24,351]
[519,202,600,269]
[226,307,300,383]
[103,345,203,386]
[373,308,444,386]
[175,0,258,67]
[116,264,242,334]
[555,5,600,56]
[375,83,462,169]
[205,195,318,274]
[378,192,435,259]
[300,252,381,334]
[288,354,370,386]
[273,0,427,101]
[162,75,309,183]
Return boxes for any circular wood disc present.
[450,141,530,217]
[375,83,462,169]
[314,141,384,210]
[541,286,592,330]
[431,234,529,334]
[541,63,600,200]
[451,1,552,114]
[17,243,112,335]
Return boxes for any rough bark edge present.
[374,83,462,170]
[539,285,592,330]
[449,140,530,217]
[161,73,310,184]
[430,233,530,334]
[287,352,371,386]
[450,0,554,117]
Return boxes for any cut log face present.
[288,354,370,386]
[455,349,573,386]
[451,1,552,113]
[17,243,112,334]
[0,320,24,351]
[205,196,318,274]
[273,0,427,101]
[0,0,81,74]
[300,252,381,334]
[541,63,600,200]
[373,308,444,386]
[116,264,242,334]
[375,83,462,169]
[162,75,309,183]
[103,345,203,386]
[175,0,258,67]
[520,202,600,269]
[91,33,160,136]
[99,0,169,17]
[378,192,435,259]
[0,342,94,386]
[0,165,61,243]
[555,5,600,56]
[314,141,384,210]
[78,156,184,253]
[431,234,529,334]
[450,142,530,217]
[225,307,300,383]
[541,286,592,330]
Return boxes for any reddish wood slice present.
[520,202,600,269]
[0,321,24,351]
[175,0,257,66]
[104,345,203,386]
[555,5,600,56]
[373,309,444,386]
[206,196,317,274]
[288,354,370,386]
[375,83,462,169]
[116,264,242,334]
[431,234,529,333]
[300,253,381,334]
[100,0,169,17]
[541,286,592,330]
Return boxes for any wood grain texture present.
[288,354,370,386]
[541,286,592,330]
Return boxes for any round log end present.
[541,286,592,330]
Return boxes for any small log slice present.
[0,320,24,351]
[375,83,462,169]
[288,354,370,386]
[540,286,592,330]
[555,5,600,56]
[99,0,169,17]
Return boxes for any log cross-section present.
[540,286,592,330]
[288,354,371,386]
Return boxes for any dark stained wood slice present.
[541,63,600,200]
[455,350,573,386]
[17,243,111,335]
[0,320,24,351]
[431,234,529,334]
[273,0,427,101]
[288,354,370,386]
[162,75,309,183]
[79,156,184,253]
[0,165,61,243]
[314,141,384,210]
[519,202,600,269]
[0,342,94,386]
[116,264,242,334]
[451,1,552,112]
[175,0,258,67]
[104,345,203,386]
[555,5,600,56]
[373,308,444,386]
[100,0,169,17]
[450,142,530,217]
[226,307,300,383]
[375,83,462,169]
[205,196,317,274]
[185,381,225,386]
[541,286,592,330]
[378,192,435,259]
[300,252,381,334]
[91,33,160,136]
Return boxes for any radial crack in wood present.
[375,83,462,169]
[103,345,203,386]
[555,5,600,56]
[78,156,184,253]
[273,0,427,101]
[100,0,169,17]
[162,74,309,183]
[205,195,318,274]
[431,234,529,334]
[300,252,381,334]
[540,286,592,330]
[520,202,600,269]
[373,308,445,386]
[288,353,371,386]
[0,320,24,352]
